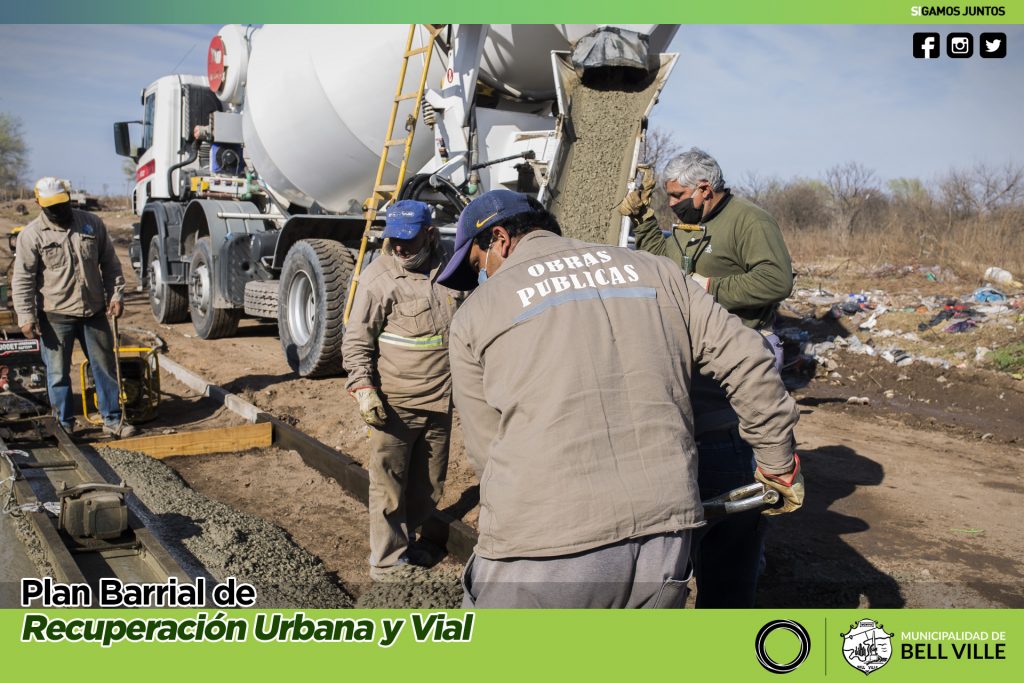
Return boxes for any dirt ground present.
[3,206,1022,608]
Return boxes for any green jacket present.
[633,193,793,329]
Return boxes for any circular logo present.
[755,620,811,674]
[208,35,226,93]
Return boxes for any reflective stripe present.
[378,332,445,349]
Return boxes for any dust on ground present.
[549,74,660,245]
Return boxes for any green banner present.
[0,0,1021,23]
[2,609,1022,680]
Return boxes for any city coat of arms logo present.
[842,619,893,675]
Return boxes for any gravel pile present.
[100,447,352,608]
[355,564,463,609]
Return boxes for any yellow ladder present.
[343,24,446,325]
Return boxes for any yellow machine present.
[80,321,161,426]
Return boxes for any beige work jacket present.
[342,247,461,411]
[449,231,798,559]
[12,209,125,327]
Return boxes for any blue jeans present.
[38,312,121,428]
[692,428,765,608]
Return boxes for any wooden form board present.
[97,422,273,459]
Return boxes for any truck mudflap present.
[180,199,273,308]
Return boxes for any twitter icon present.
[980,32,1007,58]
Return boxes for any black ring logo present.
[755,620,811,674]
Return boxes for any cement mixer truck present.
[114,24,678,377]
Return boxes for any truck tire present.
[188,236,241,339]
[278,239,354,378]
[148,236,189,323]
[244,280,279,319]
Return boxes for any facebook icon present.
[914,32,941,59]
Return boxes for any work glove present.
[754,455,804,516]
[616,164,656,222]
[351,387,386,427]
[20,322,40,339]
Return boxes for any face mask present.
[43,203,74,227]
[397,246,430,272]
[477,241,493,286]
[671,187,705,225]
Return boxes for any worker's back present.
[449,231,796,559]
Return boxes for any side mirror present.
[113,122,133,158]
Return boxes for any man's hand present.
[351,387,386,427]
[690,273,710,290]
[754,455,804,516]
[616,164,656,221]
[20,322,39,339]
[107,299,124,318]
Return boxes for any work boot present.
[404,544,438,567]
[103,421,137,438]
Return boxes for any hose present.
[167,140,201,201]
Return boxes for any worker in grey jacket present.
[437,190,803,608]
[342,200,460,580]
[12,177,134,437]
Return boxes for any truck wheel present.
[188,236,240,339]
[243,280,279,319]
[148,236,188,323]
[278,239,354,377]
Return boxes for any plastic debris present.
[944,319,977,333]
[846,396,871,405]
[973,286,1007,303]
[975,347,991,362]
[984,266,1023,288]
[880,349,913,366]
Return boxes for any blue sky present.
[0,24,1021,194]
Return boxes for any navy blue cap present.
[437,190,534,290]
[382,200,432,240]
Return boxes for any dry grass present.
[786,215,1024,283]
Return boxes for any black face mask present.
[43,203,74,227]
[671,197,704,225]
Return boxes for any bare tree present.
[938,162,1024,216]
[0,112,29,199]
[735,171,781,205]
[641,126,683,176]
[823,161,879,236]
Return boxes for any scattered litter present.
[880,349,913,366]
[846,396,871,406]
[981,433,994,441]
[944,319,977,333]
[897,374,910,382]
[884,389,895,399]
[936,375,947,384]
[950,528,985,535]
[973,286,1007,303]
[984,266,1022,288]
[975,347,991,362]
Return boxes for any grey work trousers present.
[461,531,693,608]
[367,404,451,569]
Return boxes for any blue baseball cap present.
[382,200,432,240]
[437,190,534,290]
